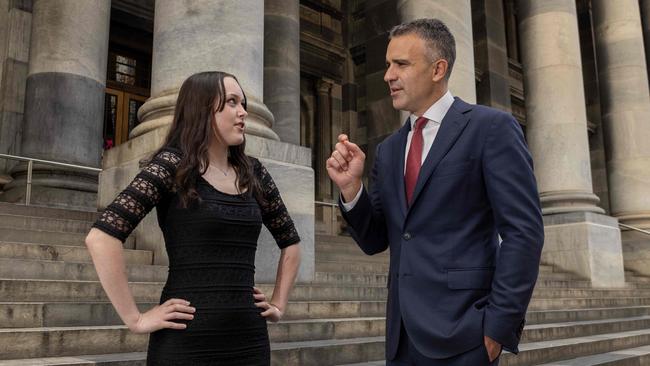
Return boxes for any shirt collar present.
[408,91,455,128]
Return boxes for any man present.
[326,19,544,365]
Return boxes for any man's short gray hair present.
[389,18,456,80]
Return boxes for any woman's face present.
[212,77,248,147]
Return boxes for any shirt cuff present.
[340,185,364,212]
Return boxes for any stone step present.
[500,328,650,366]
[522,316,650,343]
[271,336,384,366]
[0,326,147,360]
[315,242,389,256]
[0,202,98,222]
[315,260,390,273]
[335,329,650,366]
[0,279,164,302]
[339,344,650,366]
[313,272,388,286]
[269,317,385,343]
[0,326,385,362]
[0,300,388,328]
[0,242,152,265]
[536,344,650,365]
[526,306,650,325]
[0,302,158,328]
[532,288,650,299]
[0,352,146,366]
[529,297,650,311]
[0,280,389,302]
[0,228,89,247]
[316,251,389,264]
[315,234,358,246]
[0,214,94,234]
[0,258,168,282]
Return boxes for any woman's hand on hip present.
[254,286,283,323]
[127,298,195,334]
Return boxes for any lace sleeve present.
[92,147,182,243]
[254,158,301,249]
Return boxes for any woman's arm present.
[86,228,195,333]
[255,243,301,321]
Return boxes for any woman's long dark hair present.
[155,71,264,208]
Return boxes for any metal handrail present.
[0,153,101,206]
[619,223,650,236]
[315,200,340,235]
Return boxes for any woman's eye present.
[227,99,236,105]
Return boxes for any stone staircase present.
[0,202,649,365]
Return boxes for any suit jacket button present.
[403,233,411,240]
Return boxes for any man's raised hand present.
[326,134,366,202]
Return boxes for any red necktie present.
[405,116,429,206]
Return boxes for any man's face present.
[384,33,440,116]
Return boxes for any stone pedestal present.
[543,212,625,287]
[98,130,315,283]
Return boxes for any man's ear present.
[431,59,449,83]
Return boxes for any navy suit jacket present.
[340,97,544,360]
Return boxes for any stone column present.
[131,0,279,141]
[472,0,511,111]
[264,0,300,145]
[592,0,650,275]
[315,79,333,201]
[2,0,110,210]
[396,0,476,103]
[518,0,624,287]
[0,1,32,187]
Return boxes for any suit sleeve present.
[482,112,544,354]
[338,143,390,255]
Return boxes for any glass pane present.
[116,73,135,85]
[116,55,136,66]
[127,99,145,135]
[116,63,136,76]
[103,94,118,150]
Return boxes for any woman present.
[85,71,301,365]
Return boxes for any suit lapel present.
[394,117,411,218]
[406,98,472,216]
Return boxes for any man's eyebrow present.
[387,58,410,64]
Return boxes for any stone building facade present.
[0,0,649,284]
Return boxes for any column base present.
[99,127,315,282]
[542,212,625,287]
[540,190,605,215]
[1,166,98,211]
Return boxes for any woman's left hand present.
[253,287,283,322]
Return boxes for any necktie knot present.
[415,116,429,131]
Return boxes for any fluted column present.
[2,0,110,209]
[518,0,625,287]
[396,0,476,103]
[264,0,300,145]
[132,0,279,141]
[593,0,650,229]
[518,0,603,214]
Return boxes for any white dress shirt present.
[341,91,455,211]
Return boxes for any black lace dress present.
[92,147,300,365]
